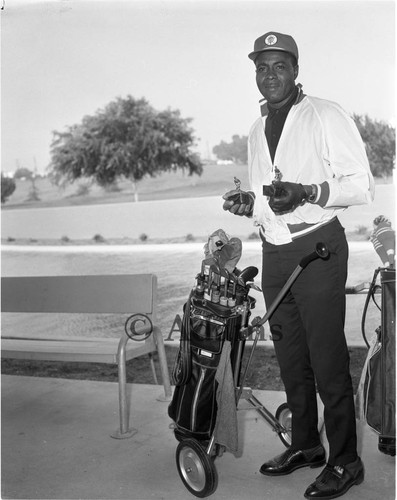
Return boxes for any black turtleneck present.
[265,86,299,163]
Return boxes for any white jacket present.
[248,94,375,245]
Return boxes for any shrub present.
[248,232,260,240]
[1,175,16,203]
[75,183,90,197]
[93,234,106,243]
[185,233,195,242]
[139,233,148,242]
[103,183,121,193]
[61,235,70,243]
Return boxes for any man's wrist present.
[246,191,255,217]
[302,184,319,204]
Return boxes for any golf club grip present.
[299,251,320,269]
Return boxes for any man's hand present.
[267,181,307,214]
[222,189,255,217]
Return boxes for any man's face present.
[255,51,299,108]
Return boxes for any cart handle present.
[251,242,329,330]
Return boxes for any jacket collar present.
[259,83,305,117]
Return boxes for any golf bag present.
[168,264,255,442]
[357,267,396,456]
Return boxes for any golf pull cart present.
[169,242,329,498]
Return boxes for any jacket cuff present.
[316,182,330,207]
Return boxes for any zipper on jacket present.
[191,367,206,430]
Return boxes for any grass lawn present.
[3,164,251,209]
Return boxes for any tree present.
[213,135,248,164]
[353,114,395,178]
[49,96,203,201]
[1,174,16,203]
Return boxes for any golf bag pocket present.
[190,301,239,354]
[169,352,219,441]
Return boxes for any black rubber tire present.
[275,402,292,448]
[176,439,218,498]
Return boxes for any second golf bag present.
[356,217,395,456]
[357,267,396,456]
[168,230,257,442]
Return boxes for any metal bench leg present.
[148,353,159,385]
[153,326,172,401]
[111,334,138,439]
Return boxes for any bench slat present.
[1,275,157,314]
[1,336,120,343]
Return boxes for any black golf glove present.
[222,189,255,217]
[266,181,307,214]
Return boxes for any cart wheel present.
[176,439,218,498]
[275,403,292,448]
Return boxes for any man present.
[223,32,374,499]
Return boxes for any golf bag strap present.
[172,291,193,386]
[361,268,382,348]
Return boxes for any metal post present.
[111,334,137,439]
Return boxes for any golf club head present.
[229,271,239,282]
[238,266,259,284]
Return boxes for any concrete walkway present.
[1,375,395,500]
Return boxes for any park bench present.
[1,273,172,439]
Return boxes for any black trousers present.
[261,218,357,466]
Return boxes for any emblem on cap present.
[265,34,277,46]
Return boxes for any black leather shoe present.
[259,444,326,476]
[304,457,364,499]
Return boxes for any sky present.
[1,0,395,174]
